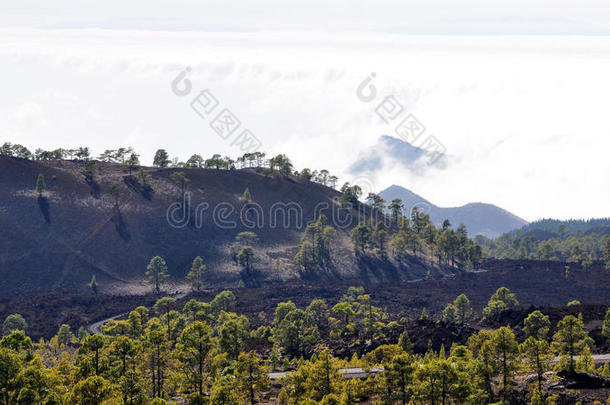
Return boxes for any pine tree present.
[243,187,252,202]
[238,246,255,272]
[552,314,594,373]
[492,326,519,400]
[136,168,151,187]
[443,304,457,323]
[576,344,595,373]
[169,171,190,198]
[153,149,170,168]
[521,336,551,392]
[523,310,551,339]
[56,324,74,346]
[176,321,213,396]
[125,152,140,176]
[602,363,610,377]
[35,173,46,196]
[454,294,473,324]
[145,256,170,294]
[602,308,610,342]
[399,331,414,354]
[350,222,372,254]
[388,198,404,223]
[186,256,206,292]
[530,387,546,405]
[235,351,270,405]
[384,354,415,405]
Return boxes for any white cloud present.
[0,29,608,221]
[13,101,43,124]
[2,0,610,34]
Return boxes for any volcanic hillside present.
[0,156,445,297]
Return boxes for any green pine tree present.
[35,173,46,196]
[243,187,252,202]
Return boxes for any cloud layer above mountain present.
[3,0,610,34]
[0,29,608,221]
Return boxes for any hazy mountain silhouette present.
[349,135,448,174]
[379,184,528,238]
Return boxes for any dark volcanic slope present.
[3,259,610,340]
[0,157,439,297]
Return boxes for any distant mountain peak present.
[349,135,448,175]
[383,184,431,206]
[379,184,528,238]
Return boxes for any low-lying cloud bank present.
[0,29,608,220]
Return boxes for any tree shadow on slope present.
[123,176,153,200]
[37,195,50,224]
[354,253,447,283]
[239,268,265,288]
[110,206,130,242]
[86,178,101,199]
[354,254,401,283]
[298,261,343,282]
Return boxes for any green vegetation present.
[35,173,46,196]
[337,188,485,269]
[0,142,33,159]
[5,143,341,200]
[153,149,171,168]
[523,310,550,340]
[83,160,97,182]
[0,284,601,404]
[482,286,519,319]
[136,168,151,187]
[169,171,190,198]
[242,187,252,202]
[145,256,170,294]
[602,308,610,341]
[99,147,137,164]
[477,218,610,267]
[551,314,594,373]
[442,294,473,324]
[125,151,140,175]
[294,215,337,274]
[185,154,204,168]
[229,232,258,270]
[2,314,27,336]
[238,246,255,272]
[186,256,207,292]
[338,183,362,206]
[268,154,293,175]
[350,222,372,254]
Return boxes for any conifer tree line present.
[15,140,487,274]
[15,141,609,277]
[478,230,610,270]
[2,142,339,189]
[326,186,484,272]
[1,285,609,404]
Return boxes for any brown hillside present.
[0,156,444,297]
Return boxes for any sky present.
[0,1,609,222]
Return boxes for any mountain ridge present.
[379,184,528,238]
[0,156,452,297]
